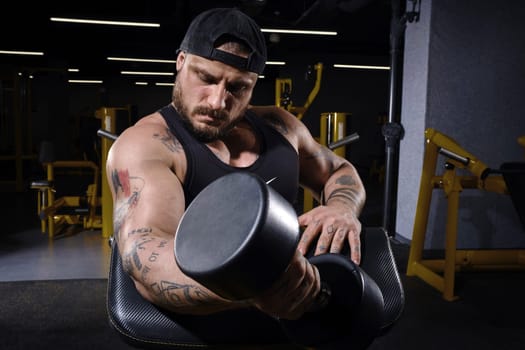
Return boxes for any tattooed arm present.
[106,118,246,314]
[253,106,366,264]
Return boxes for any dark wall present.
[426,0,525,248]
[397,0,525,248]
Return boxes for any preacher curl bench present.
[106,172,405,349]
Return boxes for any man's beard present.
[172,81,238,143]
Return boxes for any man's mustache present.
[192,106,229,120]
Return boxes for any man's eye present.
[203,77,215,84]
[228,84,247,96]
[197,72,215,84]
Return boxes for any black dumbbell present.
[175,172,385,348]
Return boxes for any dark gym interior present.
[1,1,525,349]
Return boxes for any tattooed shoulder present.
[304,146,333,161]
[263,113,289,135]
[153,127,182,153]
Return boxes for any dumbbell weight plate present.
[280,253,385,348]
[175,172,300,300]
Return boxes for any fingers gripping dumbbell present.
[175,172,385,348]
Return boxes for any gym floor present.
[2,180,525,350]
[1,190,111,282]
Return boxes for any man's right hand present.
[251,249,321,320]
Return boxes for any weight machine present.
[30,106,131,238]
[406,128,525,301]
[275,63,323,121]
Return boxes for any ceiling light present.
[68,79,103,84]
[135,82,148,85]
[333,64,390,70]
[261,28,337,36]
[155,82,174,86]
[266,61,286,65]
[68,68,79,72]
[0,50,44,56]
[108,57,176,64]
[121,71,174,76]
[50,17,160,28]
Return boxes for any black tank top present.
[159,104,300,208]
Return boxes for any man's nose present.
[208,84,227,110]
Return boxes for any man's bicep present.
[110,158,185,247]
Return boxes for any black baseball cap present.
[177,8,267,74]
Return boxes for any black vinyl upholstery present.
[360,227,405,331]
[106,240,292,349]
[106,227,405,349]
[500,162,525,230]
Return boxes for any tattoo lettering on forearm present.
[327,188,360,205]
[136,234,155,250]
[150,280,213,307]
[148,252,159,262]
[120,227,170,283]
[141,265,151,281]
[128,227,153,237]
[153,128,182,153]
[126,234,156,272]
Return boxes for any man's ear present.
[176,52,186,71]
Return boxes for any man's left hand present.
[297,204,362,265]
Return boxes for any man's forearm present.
[322,163,366,214]
[119,228,246,314]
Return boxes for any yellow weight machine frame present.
[31,160,101,239]
[31,106,131,239]
[406,128,525,301]
[275,63,323,120]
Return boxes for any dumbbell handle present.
[308,281,332,313]
[279,253,372,347]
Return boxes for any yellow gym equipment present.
[30,106,131,239]
[406,128,525,301]
[275,63,323,120]
[31,159,101,239]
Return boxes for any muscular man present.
[106,7,365,321]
